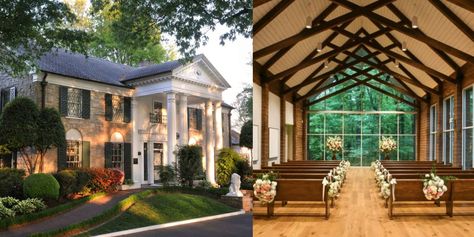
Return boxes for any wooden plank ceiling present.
[253,0,474,107]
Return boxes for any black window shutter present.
[187,108,191,129]
[123,143,132,180]
[59,86,68,116]
[57,145,67,170]
[143,143,148,181]
[104,142,113,168]
[82,90,90,119]
[105,94,113,121]
[196,109,202,130]
[123,97,131,123]
[82,141,90,168]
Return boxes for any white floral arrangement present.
[375,170,385,186]
[371,160,381,170]
[380,179,397,199]
[326,136,343,152]
[323,177,339,198]
[339,160,351,169]
[422,173,448,200]
[379,136,397,154]
[253,173,277,204]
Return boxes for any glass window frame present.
[443,96,454,164]
[67,88,83,118]
[463,87,474,169]
[429,104,437,161]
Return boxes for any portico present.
[123,55,231,185]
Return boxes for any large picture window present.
[429,105,437,161]
[307,84,416,166]
[443,96,454,164]
[463,87,474,169]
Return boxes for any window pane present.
[464,129,473,168]
[362,114,379,134]
[362,87,379,111]
[325,114,342,134]
[399,136,415,160]
[344,135,360,166]
[362,136,379,165]
[344,114,360,134]
[399,114,415,134]
[307,135,324,160]
[308,114,324,134]
[381,114,397,134]
[465,88,473,127]
[325,94,344,111]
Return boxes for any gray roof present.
[38,50,184,87]
[122,60,182,81]
[39,49,133,87]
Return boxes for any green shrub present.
[23,173,60,200]
[196,180,212,189]
[12,200,37,215]
[87,168,123,193]
[177,145,203,187]
[0,197,19,208]
[54,170,77,199]
[159,165,176,187]
[216,148,251,186]
[0,203,15,219]
[0,168,25,198]
[74,169,92,194]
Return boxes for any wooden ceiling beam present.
[254,0,272,8]
[305,78,371,107]
[254,0,395,59]
[445,0,474,12]
[253,0,295,36]
[261,4,339,70]
[267,28,390,82]
[428,0,474,42]
[331,0,473,63]
[386,4,462,73]
[364,42,455,83]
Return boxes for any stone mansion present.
[0,50,233,185]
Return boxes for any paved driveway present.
[122,213,252,237]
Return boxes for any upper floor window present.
[150,101,163,124]
[67,88,83,118]
[105,94,131,123]
[188,108,203,131]
[0,87,16,112]
[59,86,90,119]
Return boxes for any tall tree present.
[232,84,252,129]
[90,0,252,59]
[0,0,90,75]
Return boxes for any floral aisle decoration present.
[253,172,278,204]
[323,177,340,198]
[371,160,381,171]
[379,136,397,160]
[326,136,343,160]
[380,179,397,199]
[422,173,448,200]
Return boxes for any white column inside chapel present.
[167,92,177,166]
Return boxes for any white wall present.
[286,101,294,125]
[268,92,281,165]
[252,83,261,169]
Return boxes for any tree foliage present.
[240,120,252,149]
[176,145,203,187]
[90,0,252,59]
[233,84,252,129]
[0,98,66,174]
[0,0,90,75]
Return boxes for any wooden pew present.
[388,179,452,219]
[448,179,474,216]
[263,179,330,219]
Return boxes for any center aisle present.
[253,167,474,237]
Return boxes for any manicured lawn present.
[86,192,237,235]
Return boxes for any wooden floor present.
[253,168,474,237]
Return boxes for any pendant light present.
[395,60,399,68]
[317,42,322,52]
[402,41,407,51]
[305,1,312,29]
[412,3,418,29]
[324,60,329,68]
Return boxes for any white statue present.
[226,173,243,197]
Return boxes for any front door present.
[153,143,163,183]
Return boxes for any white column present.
[131,97,140,184]
[215,101,223,151]
[167,92,177,166]
[205,100,216,184]
[178,94,188,145]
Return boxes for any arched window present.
[66,129,82,168]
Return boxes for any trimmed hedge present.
[23,173,60,200]
[216,148,252,186]
[0,168,25,199]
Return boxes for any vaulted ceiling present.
[253,0,474,107]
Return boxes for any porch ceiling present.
[253,0,474,107]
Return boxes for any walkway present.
[253,168,474,237]
[122,213,252,237]
[1,190,140,237]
